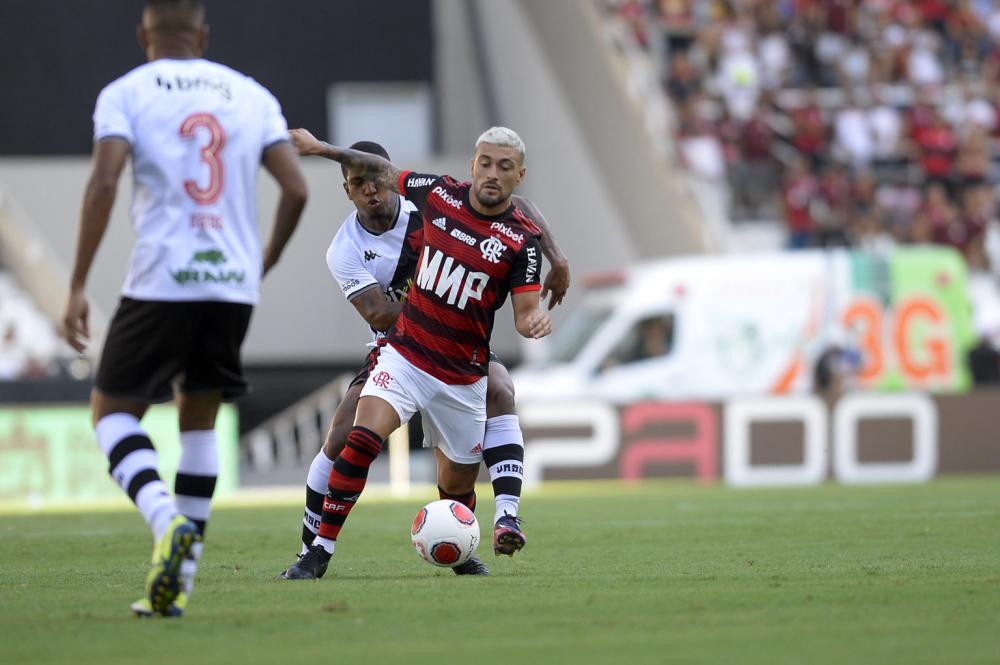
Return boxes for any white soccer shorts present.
[360,343,487,464]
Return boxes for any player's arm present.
[511,195,571,310]
[290,127,404,194]
[512,290,552,340]
[261,142,308,276]
[63,137,130,352]
[349,286,403,332]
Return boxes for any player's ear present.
[198,25,210,54]
[516,166,526,186]
[136,24,149,53]
[343,181,350,198]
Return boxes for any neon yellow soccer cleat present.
[145,515,199,615]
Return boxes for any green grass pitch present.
[2,478,999,664]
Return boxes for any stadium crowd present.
[603,0,1000,270]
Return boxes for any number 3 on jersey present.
[179,112,225,205]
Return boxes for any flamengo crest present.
[480,236,505,263]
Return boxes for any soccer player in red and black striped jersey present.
[283,126,551,580]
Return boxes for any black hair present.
[342,141,390,179]
[144,0,205,31]
[146,0,204,9]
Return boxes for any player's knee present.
[323,423,350,459]
[486,379,517,418]
[437,462,478,495]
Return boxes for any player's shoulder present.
[97,61,154,97]
[509,206,542,238]
[329,210,368,257]
[201,59,277,98]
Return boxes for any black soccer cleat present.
[280,544,330,580]
[493,513,526,557]
[453,554,490,576]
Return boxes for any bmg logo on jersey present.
[480,236,505,264]
[432,186,463,210]
[416,249,489,310]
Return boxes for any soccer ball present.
[410,499,480,567]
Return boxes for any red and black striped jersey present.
[387,171,542,384]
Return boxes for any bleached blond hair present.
[475,126,526,162]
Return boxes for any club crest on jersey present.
[416,249,489,310]
[479,236,505,264]
[372,371,392,388]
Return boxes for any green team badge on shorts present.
[172,247,245,285]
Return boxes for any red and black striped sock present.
[438,485,477,513]
[317,426,383,542]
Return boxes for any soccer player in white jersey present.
[61,0,307,617]
[282,141,569,578]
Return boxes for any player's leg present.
[91,298,197,616]
[296,361,369,557]
[426,375,490,575]
[283,395,401,580]
[484,359,527,556]
[279,383,360,579]
[159,301,251,610]
[170,389,223,612]
[285,344,421,579]
[434,447,490,575]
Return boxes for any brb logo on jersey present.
[416,249,489,310]
[480,237,505,264]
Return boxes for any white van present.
[512,247,974,403]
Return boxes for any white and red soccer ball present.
[411,499,480,567]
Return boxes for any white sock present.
[302,450,336,555]
[312,536,336,555]
[175,430,218,594]
[95,413,176,540]
[483,415,524,525]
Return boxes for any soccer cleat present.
[493,513,526,557]
[452,554,489,576]
[131,592,187,618]
[146,515,200,615]
[280,544,330,580]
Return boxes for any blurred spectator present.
[915,107,959,184]
[834,94,875,169]
[782,156,820,249]
[790,87,828,170]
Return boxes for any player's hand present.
[540,260,570,310]
[289,128,323,156]
[525,310,552,339]
[62,288,90,353]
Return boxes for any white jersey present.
[93,58,289,304]
[325,196,422,343]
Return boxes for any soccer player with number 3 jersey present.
[61,0,307,617]
[282,126,555,580]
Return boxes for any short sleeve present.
[397,171,441,213]
[93,82,133,144]
[260,88,290,151]
[510,236,543,294]
[326,233,379,301]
